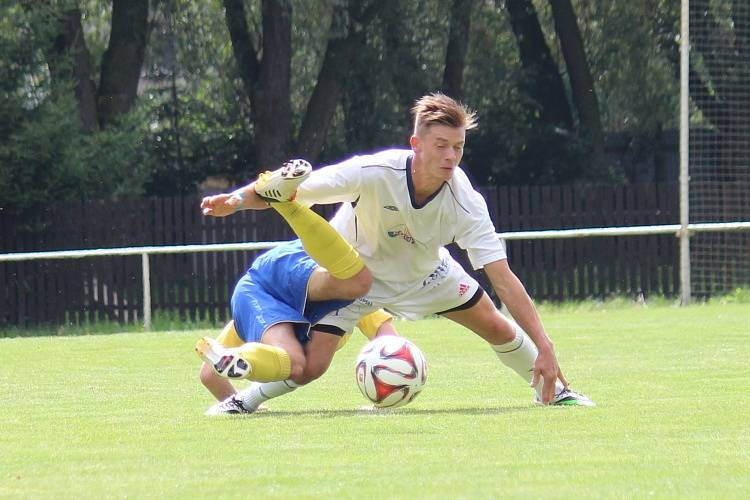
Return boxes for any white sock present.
[491,324,563,398]
[237,380,300,410]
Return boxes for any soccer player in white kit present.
[207,93,593,410]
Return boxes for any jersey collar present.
[406,155,447,209]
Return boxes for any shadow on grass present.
[220,405,535,418]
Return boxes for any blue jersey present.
[231,239,351,345]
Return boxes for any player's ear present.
[409,134,420,152]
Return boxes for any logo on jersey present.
[387,224,416,245]
[422,257,450,288]
[383,205,399,211]
[357,296,374,307]
[458,283,471,296]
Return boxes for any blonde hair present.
[411,92,478,136]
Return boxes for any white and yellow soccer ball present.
[355,335,428,408]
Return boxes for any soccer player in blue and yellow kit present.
[196,160,394,415]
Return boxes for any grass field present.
[1,302,749,498]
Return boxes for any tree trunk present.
[342,53,379,150]
[224,0,292,169]
[442,0,476,100]
[657,1,729,129]
[44,8,99,133]
[380,1,428,113]
[503,0,573,129]
[255,0,293,168]
[97,0,149,129]
[550,0,605,164]
[297,0,383,161]
[223,0,261,93]
[297,34,362,161]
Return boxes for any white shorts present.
[317,251,483,334]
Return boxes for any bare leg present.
[441,292,516,344]
[199,363,236,401]
[291,330,341,385]
[442,292,563,399]
[259,323,308,381]
[306,266,372,302]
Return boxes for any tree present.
[502,0,573,129]
[223,0,388,166]
[96,0,150,129]
[2,0,691,203]
[569,0,678,182]
[688,0,750,135]
[42,7,99,132]
[442,0,476,100]
[223,0,292,168]
[550,0,605,168]
[297,1,384,160]
[0,3,150,221]
[33,0,150,131]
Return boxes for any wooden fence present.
[0,183,680,327]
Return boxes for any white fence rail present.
[2,222,749,329]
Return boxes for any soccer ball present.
[355,335,428,408]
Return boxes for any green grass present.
[0,311,223,338]
[1,302,749,498]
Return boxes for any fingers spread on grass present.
[530,371,540,390]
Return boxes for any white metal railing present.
[1,221,749,329]
[0,241,283,330]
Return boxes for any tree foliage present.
[0,0,689,219]
[0,3,148,222]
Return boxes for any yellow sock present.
[214,322,291,382]
[271,201,364,279]
[235,343,292,382]
[356,309,394,340]
[216,320,244,347]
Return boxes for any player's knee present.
[489,313,516,343]
[289,370,316,385]
[307,359,330,381]
[287,354,307,381]
[291,361,328,385]
[343,267,372,299]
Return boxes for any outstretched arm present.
[200,182,269,217]
[484,259,569,403]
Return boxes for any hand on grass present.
[530,349,565,404]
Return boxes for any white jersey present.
[296,148,506,283]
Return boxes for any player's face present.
[411,125,466,182]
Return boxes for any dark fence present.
[0,183,679,327]
[478,183,679,302]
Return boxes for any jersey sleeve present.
[296,156,364,206]
[454,190,507,269]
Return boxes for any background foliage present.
[1,0,686,221]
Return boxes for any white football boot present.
[195,336,251,379]
[204,396,269,416]
[205,395,254,416]
[534,387,596,407]
[254,159,312,202]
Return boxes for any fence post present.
[142,253,152,330]
[679,0,691,305]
